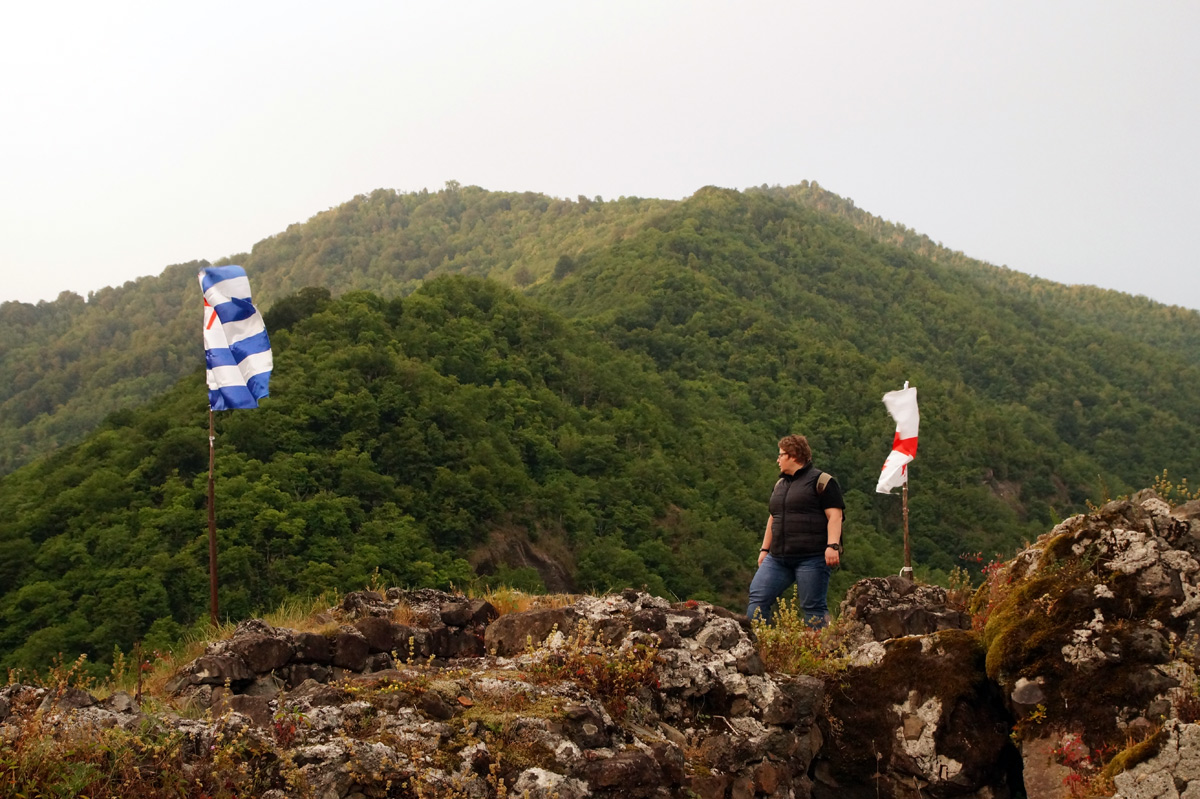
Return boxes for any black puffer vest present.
[768,465,828,558]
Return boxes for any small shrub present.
[945,564,974,611]
[1152,469,1200,506]
[751,593,848,677]
[969,556,1012,630]
[525,620,661,719]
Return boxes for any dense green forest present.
[2,183,1199,674]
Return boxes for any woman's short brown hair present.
[778,435,811,465]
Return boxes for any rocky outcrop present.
[8,490,1200,798]
[4,589,823,798]
[837,575,971,648]
[810,490,1200,799]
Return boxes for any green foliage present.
[751,593,848,676]
[0,280,766,671]
[2,183,1200,674]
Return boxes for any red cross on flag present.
[876,383,919,494]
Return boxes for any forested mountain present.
[6,182,1200,479]
[2,183,1199,674]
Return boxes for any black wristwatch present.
[826,543,843,553]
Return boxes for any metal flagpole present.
[207,407,219,623]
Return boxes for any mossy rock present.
[980,513,1190,753]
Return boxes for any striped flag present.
[876,383,919,494]
[199,265,272,410]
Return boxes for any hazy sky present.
[3,2,1198,310]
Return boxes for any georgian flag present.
[876,384,919,494]
[199,266,272,410]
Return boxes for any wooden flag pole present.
[902,482,912,575]
[207,407,219,623]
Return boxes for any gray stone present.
[1124,627,1171,662]
[650,740,687,785]
[660,722,688,747]
[288,663,331,687]
[736,650,766,676]
[340,590,387,617]
[227,632,294,673]
[577,750,662,798]
[294,632,331,664]
[330,629,369,671]
[666,608,706,636]
[1011,677,1045,706]
[104,691,140,714]
[630,608,667,632]
[244,674,285,699]
[218,694,273,728]
[559,704,609,749]
[695,617,742,651]
[440,598,498,628]
[168,654,254,692]
[429,626,485,659]
[484,607,580,656]
[416,690,454,720]
[353,616,400,653]
[37,687,96,713]
[363,652,395,673]
[286,679,348,707]
[512,768,590,799]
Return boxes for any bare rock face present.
[1112,720,1200,799]
[813,629,1020,799]
[165,653,255,694]
[441,597,499,628]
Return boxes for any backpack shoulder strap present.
[816,472,832,494]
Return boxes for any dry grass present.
[470,586,579,617]
[391,602,417,625]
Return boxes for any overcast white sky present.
[2,2,1198,311]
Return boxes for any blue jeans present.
[747,553,831,628]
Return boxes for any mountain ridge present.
[3,182,1198,475]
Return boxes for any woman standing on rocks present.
[747,434,845,627]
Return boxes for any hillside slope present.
[3,184,1200,670]
[2,268,1197,672]
[3,183,1198,478]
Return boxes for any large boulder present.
[484,606,581,656]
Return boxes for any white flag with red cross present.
[876,383,919,494]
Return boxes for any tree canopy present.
[2,183,1199,674]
